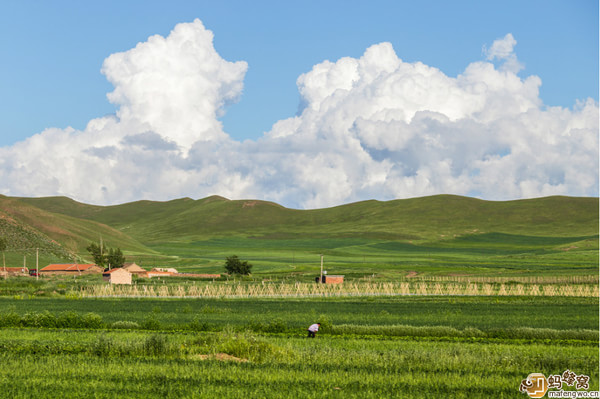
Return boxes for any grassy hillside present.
[18,194,599,242]
[11,194,598,276]
[0,196,155,262]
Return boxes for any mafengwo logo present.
[520,373,548,398]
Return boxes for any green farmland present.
[0,194,598,397]
[0,296,597,398]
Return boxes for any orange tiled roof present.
[41,264,97,271]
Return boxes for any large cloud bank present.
[0,22,597,208]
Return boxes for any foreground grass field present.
[0,295,597,398]
[0,330,596,398]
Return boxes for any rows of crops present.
[0,328,597,398]
[1,286,598,397]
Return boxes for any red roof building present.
[40,264,103,274]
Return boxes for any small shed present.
[315,275,344,284]
[324,275,344,284]
[122,262,147,275]
[102,268,132,285]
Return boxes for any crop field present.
[0,195,597,397]
[0,295,597,398]
[140,234,599,277]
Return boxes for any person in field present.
[307,323,320,338]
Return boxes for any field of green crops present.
[0,195,597,397]
[0,295,597,398]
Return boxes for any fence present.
[79,281,599,298]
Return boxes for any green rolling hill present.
[0,195,155,262]
[17,194,599,241]
[5,194,598,276]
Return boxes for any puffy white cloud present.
[483,33,523,73]
[0,24,597,209]
[102,18,247,151]
[261,40,597,207]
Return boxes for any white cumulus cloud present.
[102,18,247,151]
[0,22,597,209]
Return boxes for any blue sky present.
[1,0,597,146]
[0,1,597,208]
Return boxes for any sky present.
[0,0,598,208]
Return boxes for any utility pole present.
[36,248,39,281]
[320,254,324,283]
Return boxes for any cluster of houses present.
[0,263,221,285]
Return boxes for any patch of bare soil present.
[561,246,578,251]
[242,201,257,208]
[195,353,248,363]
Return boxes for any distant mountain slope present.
[0,195,154,256]
[17,195,599,244]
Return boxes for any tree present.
[86,242,126,269]
[106,247,125,268]
[86,243,106,267]
[0,238,6,270]
[224,255,253,275]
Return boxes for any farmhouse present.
[122,262,147,275]
[40,264,103,275]
[102,268,132,285]
[1,267,29,276]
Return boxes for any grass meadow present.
[133,233,599,279]
[0,295,597,398]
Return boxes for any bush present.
[92,336,114,356]
[224,255,253,275]
[111,320,141,330]
[22,311,57,328]
[82,313,104,329]
[143,334,169,356]
[141,316,161,330]
[0,311,20,327]
[57,311,84,328]
[317,315,332,331]
[188,319,210,332]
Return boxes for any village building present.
[102,268,132,285]
[324,275,344,284]
[122,262,147,275]
[1,267,29,276]
[143,270,174,278]
[317,275,344,284]
[40,264,103,275]
[151,267,178,274]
